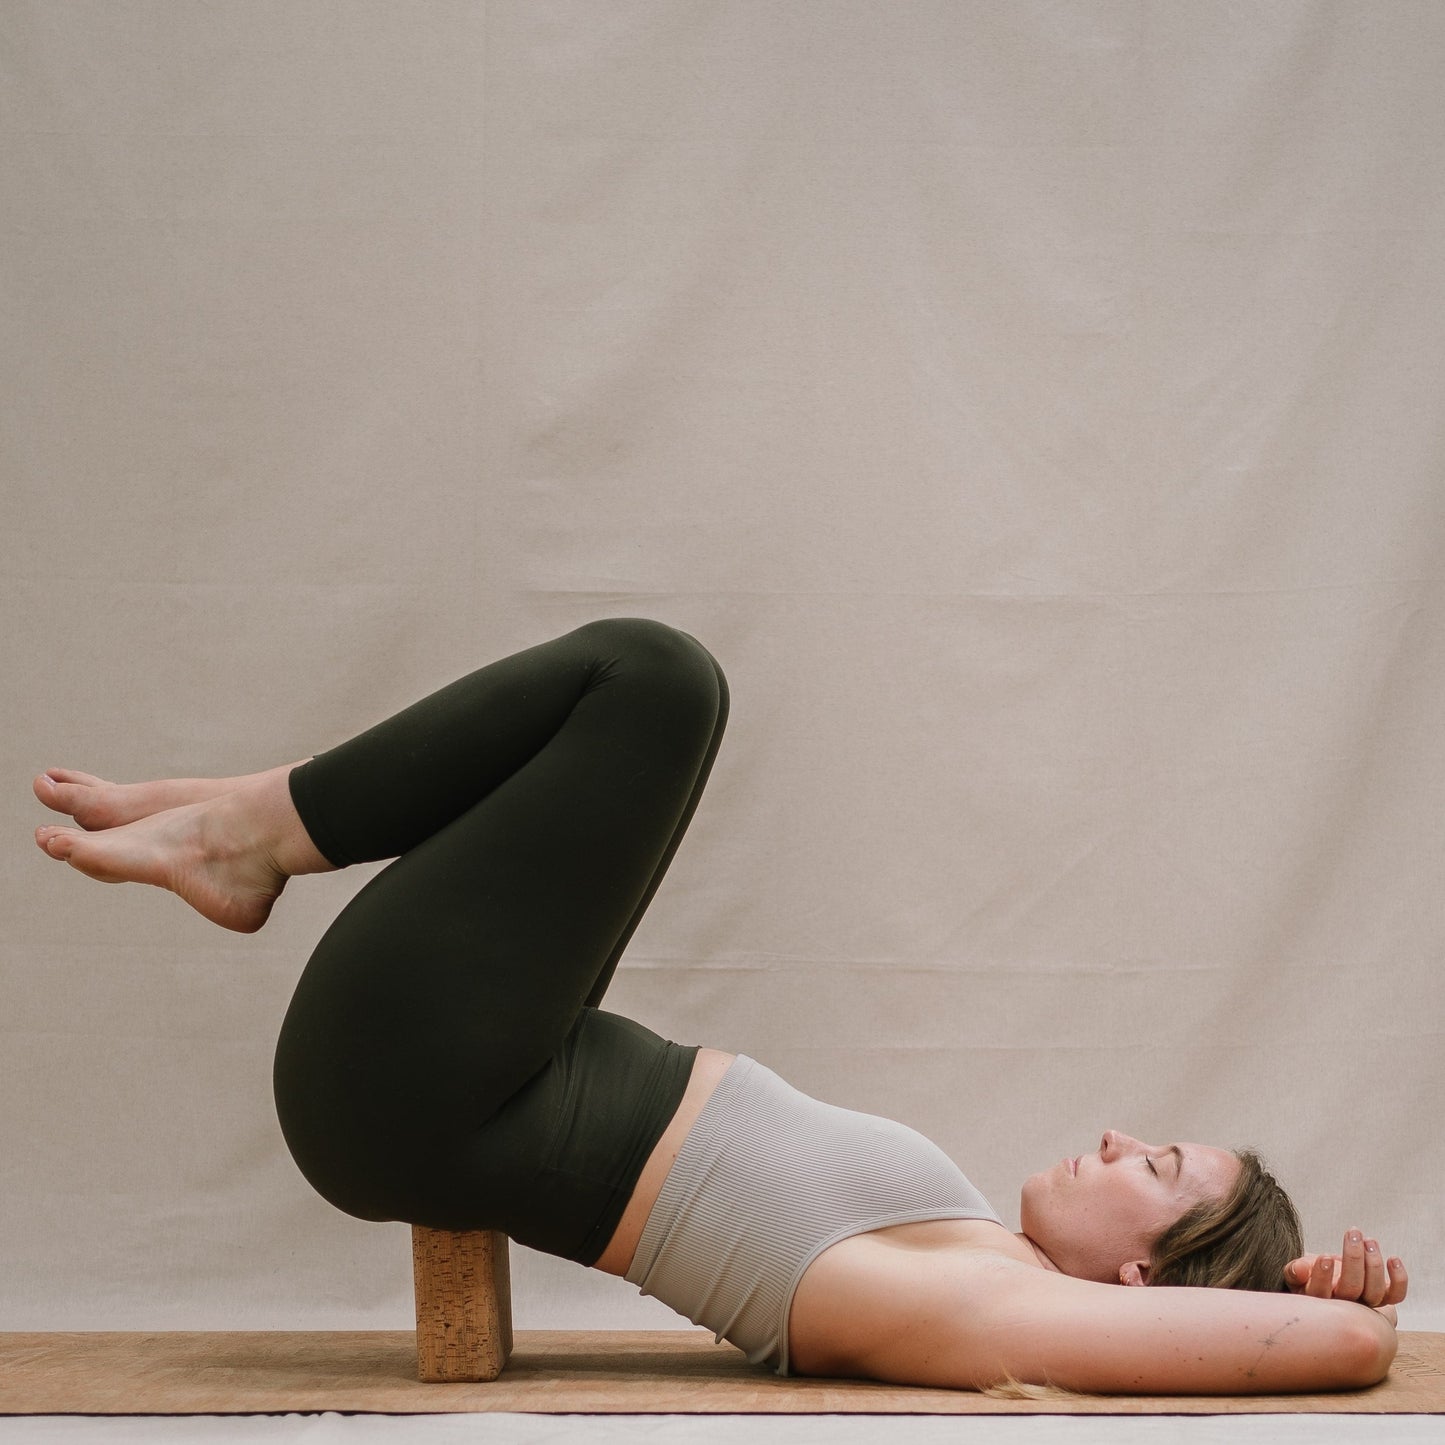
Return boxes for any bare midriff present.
[590,1046,737,1277]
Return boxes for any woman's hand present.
[1284,1228,1407,1322]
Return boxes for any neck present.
[1016,1232,1062,1272]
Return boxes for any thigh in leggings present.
[271,618,728,1264]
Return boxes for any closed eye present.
[1146,1157,1158,1176]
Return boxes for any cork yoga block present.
[411,1227,514,1382]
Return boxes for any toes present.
[33,773,65,809]
[34,771,88,815]
[47,768,105,785]
[34,769,113,828]
[35,825,77,859]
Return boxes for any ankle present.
[219,770,335,879]
[269,766,336,877]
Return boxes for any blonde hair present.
[982,1371,1088,1401]
[1148,1148,1302,1291]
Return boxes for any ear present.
[1119,1259,1151,1287]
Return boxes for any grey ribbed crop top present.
[624,1053,1002,1375]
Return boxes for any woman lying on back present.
[33,618,1407,1393]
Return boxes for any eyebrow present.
[1170,1145,1185,1187]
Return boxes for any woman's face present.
[1019,1129,1241,1283]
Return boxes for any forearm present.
[1085,1290,1398,1395]
[952,1258,1400,1396]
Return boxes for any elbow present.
[1343,1315,1397,1389]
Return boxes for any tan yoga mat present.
[2,1330,1443,1415]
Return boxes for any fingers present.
[1335,1230,1408,1308]
[1384,1257,1409,1306]
[1290,1232,1409,1307]
[1359,1235,1385,1304]
[1306,1253,1338,1298]
[1338,1230,1367,1299]
[1283,1255,1313,1292]
[1340,1231,1398,1312]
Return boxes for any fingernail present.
[1366,1241,1378,1253]
[1350,1231,1362,1244]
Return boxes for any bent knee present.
[574,617,726,715]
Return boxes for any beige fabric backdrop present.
[3,0,1442,1337]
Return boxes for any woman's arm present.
[851,1250,1396,1394]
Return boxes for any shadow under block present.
[1,1331,1443,1415]
[411,1226,512,1383]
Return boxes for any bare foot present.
[35,791,290,934]
[33,765,296,831]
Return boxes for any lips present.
[1069,1155,1079,1176]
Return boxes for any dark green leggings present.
[271,618,728,1265]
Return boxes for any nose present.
[1100,1129,1146,1160]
